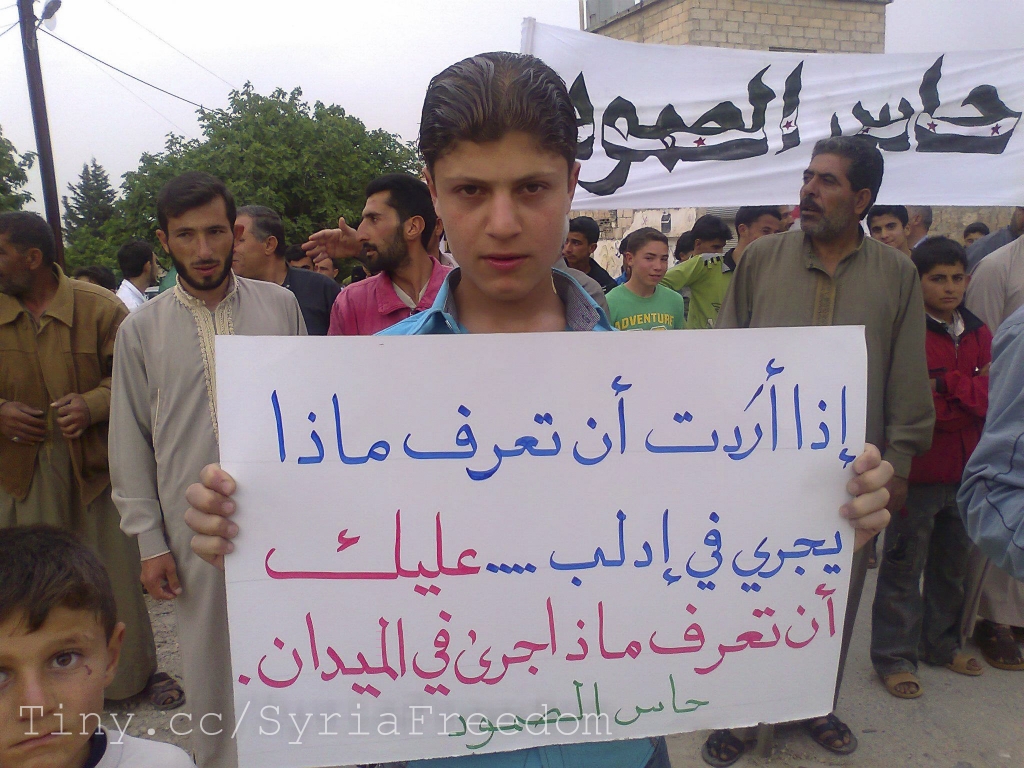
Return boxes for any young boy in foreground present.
[870,237,991,698]
[0,526,194,768]
[183,52,895,767]
[606,227,685,330]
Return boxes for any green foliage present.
[62,160,123,273]
[63,159,117,237]
[62,220,135,275]
[0,125,35,212]
[57,85,417,276]
[118,84,421,247]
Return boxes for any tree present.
[0,124,35,212]
[118,85,421,246]
[63,159,117,237]
[62,160,122,273]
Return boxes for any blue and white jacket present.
[380,269,658,768]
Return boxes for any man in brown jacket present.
[0,211,181,707]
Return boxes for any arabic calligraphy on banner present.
[520,19,1024,208]
[216,327,867,767]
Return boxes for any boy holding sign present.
[183,52,894,768]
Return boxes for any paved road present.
[110,570,1024,767]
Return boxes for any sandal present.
[701,729,745,767]
[944,652,984,676]
[805,713,857,755]
[975,620,1024,671]
[882,671,922,698]
[146,672,186,711]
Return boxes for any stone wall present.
[929,207,1015,242]
[592,0,887,53]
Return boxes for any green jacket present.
[660,251,734,330]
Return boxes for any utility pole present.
[18,0,64,267]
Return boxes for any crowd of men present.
[2,48,1024,768]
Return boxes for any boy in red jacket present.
[871,236,991,698]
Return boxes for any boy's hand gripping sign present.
[216,327,866,767]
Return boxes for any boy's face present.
[692,237,726,256]
[0,608,123,768]
[426,131,579,304]
[869,213,910,253]
[561,231,595,270]
[626,241,670,289]
[738,214,782,245]
[920,263,968,316]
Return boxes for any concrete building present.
[576,0,1014,275]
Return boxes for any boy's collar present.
[433,267,607,332]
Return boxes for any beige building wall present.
[930,207,1016,242]
[592,0,886,53]
[580,0,1014,272]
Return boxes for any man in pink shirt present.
[304,174,451,335]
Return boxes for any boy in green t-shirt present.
[606,227,685,330]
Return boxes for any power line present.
[0,20,17,39]
[101,0,235,89]
[86,56,190,135]
[39,28,211,111]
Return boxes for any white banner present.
[520,19,1024,209]
[217,328,866,767]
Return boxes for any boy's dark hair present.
[0,526,117,640]
[568,216,600,246]
[735,206,783,229]
[0,211,56,266]
[365,174,437,250]
[674,231,695,260]
[867,204,909,228]
[964,221,990,240]
[811,137,885,220]
[157,171,236,233]
[283,244,310,264]
[911,236,968,276]
[419,52,576,173]
[117,240,156,279]
[691,214,732,243]
[238,205,286,256]
[625,226,668,254]
[73,265,118,291]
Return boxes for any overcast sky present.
[1,0,1021,212]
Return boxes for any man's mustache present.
[800,197,823,215]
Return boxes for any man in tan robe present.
[0,211,165,704]
[110,172,305,768]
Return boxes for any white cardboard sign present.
[217,327,866,767]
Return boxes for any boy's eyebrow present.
[0,630,94,660]
[42,631,96,649]
[444,169,565,185]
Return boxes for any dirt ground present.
[102,570,1024,767]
